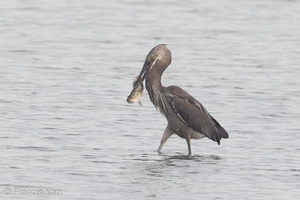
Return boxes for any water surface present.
[0,0,299,199]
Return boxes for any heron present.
[134,44,229,155]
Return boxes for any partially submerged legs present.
[185,135,192,156]
[157,125,173,153]
[157,125,192,155]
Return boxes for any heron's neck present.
[145,72,163,98]
[145,60,170,108]
[145,69,168,111]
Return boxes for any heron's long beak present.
[135,59,155,86]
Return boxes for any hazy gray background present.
[0,0,299,199]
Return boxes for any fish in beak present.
[126,76,144,107]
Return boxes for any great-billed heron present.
[134,44,229,155]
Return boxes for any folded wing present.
[167,86,228,144]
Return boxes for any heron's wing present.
[167,86,228,144]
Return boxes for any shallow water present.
[0,0,300,199]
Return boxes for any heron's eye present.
[150,55,155,60]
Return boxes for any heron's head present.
[135,44,172,84]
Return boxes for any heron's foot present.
[157,148,163,154]
[157,142,164,153]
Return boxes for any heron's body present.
[133,44,228,155]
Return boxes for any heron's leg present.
[157,125,173,153]
[185,135,192,156]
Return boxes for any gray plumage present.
[135,44,229,155]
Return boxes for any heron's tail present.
[219,126,229,139]
[211,116,229,142]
